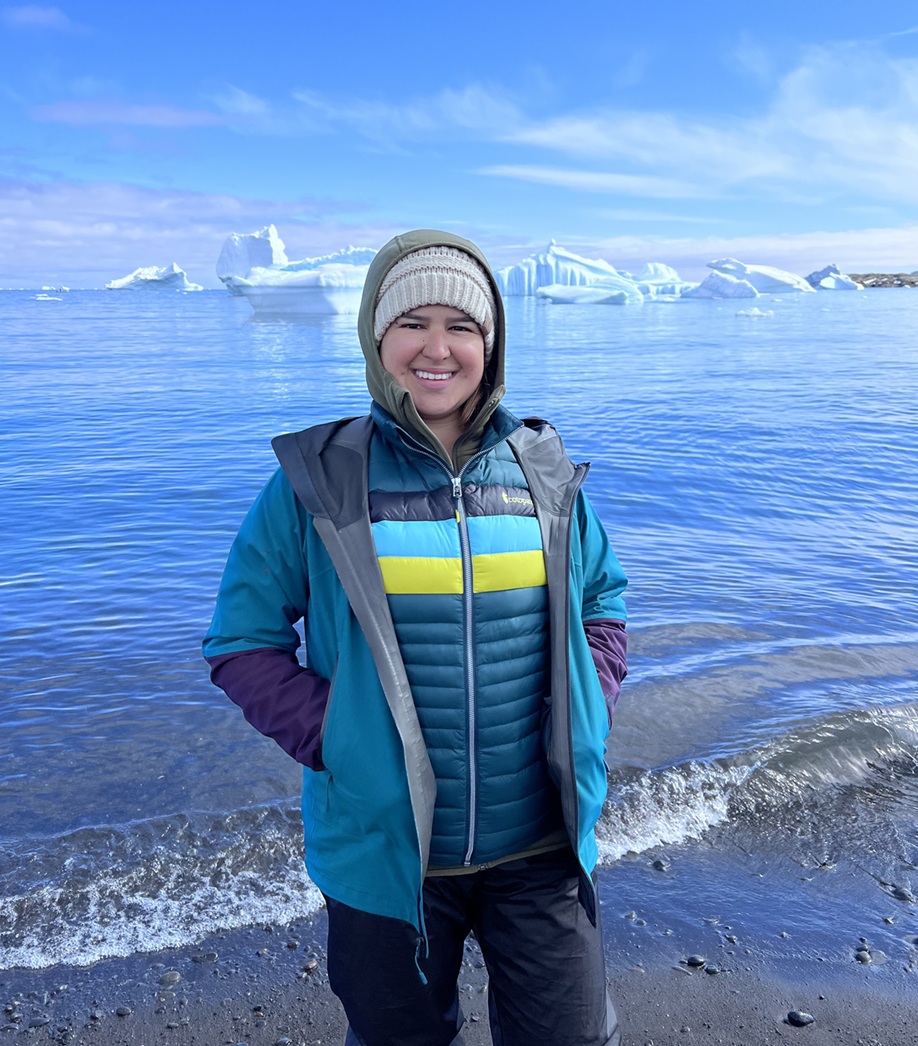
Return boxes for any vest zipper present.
[452,474,477,865]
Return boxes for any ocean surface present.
[2,287,917,971]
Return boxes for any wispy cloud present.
[1,4,74,30]
[480,165,710,200]
[30,101,228,127]
[514,225,916,284]
[482,42,918,206]
[291,83,523,141]
[210,85,271,119]
[0,178,394,287]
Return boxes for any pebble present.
[159,970,182,986]
[651,859,669,872]
[191,951,218,964]
[787,1011,815,1027]
[302,959,319,974]
[116,1006,132,1017]
[891,884,916,903]
[28,1016,50,1028]
[855,949,872,964]
[275,1039,293,1046]
[685,954,707,967]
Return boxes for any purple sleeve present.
[584,618,628,728]
[206,647,330,770]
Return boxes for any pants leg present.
[324,888,472,1046]
[472,849,620,1046]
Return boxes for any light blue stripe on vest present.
[371,518,460,559]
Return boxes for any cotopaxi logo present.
[502,491,533,506]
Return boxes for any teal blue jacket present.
[204,405,627,932]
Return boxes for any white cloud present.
[30,101,228,128]
[0,179,395,288]
[291,83,523,141]
[210,85,271,119]
[480,164,710,200]
[494,41,918,206]
[1,4,74,30]
[568,225,918,282]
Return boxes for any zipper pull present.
[451,476,462,500]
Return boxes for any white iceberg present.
[217,225,289,294]
[106,263,202,292]
[681,272,759,299]
[629,262,695,299]
[219,229,377,314]
[495,242,626,297]
[805,264,862,291]
[277,245,379,272]
[537,277,644,306]
[707,258,814,294]
[225,259,372,315]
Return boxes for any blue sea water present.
[1,287,917,969]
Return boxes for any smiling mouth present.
[413,370,454,381]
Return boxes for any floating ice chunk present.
[279,245,378,271]
[630,262,695,299]
[681,272,759,299]
[537,279,643,305]
[633,262,682,284]
[495,241,625,297]
[735,306,774,317]
[226,262,371,315]
[707,257,814,293]
[221,237,378,314]
[804,263,862,290]
[106,263,202,291]
[217,225,288,293]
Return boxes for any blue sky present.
[2,2,917,287]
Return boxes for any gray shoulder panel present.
[272,416,373,525]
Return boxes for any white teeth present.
[414,370,453,381]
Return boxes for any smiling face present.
[379,304,485,450]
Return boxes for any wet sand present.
[4,839,917,1045]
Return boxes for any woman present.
[204,230,628,1046]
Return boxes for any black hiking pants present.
[325,846,620,1046]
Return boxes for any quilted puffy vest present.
[368,417,563,867]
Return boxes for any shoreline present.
[849,273,918,288]
[4,839,918,1045]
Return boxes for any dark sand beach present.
[5,838,917,1046]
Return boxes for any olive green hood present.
[358,229,506,469]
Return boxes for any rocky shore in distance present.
[849,273,918,287]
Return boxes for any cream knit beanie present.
[373,245,496,357]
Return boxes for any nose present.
[421,327,451,359]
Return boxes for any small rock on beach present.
[787,1010,816,1027]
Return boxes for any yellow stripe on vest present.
[379,556,463,594]
[379,551,546,595]
[472,550,546,593]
